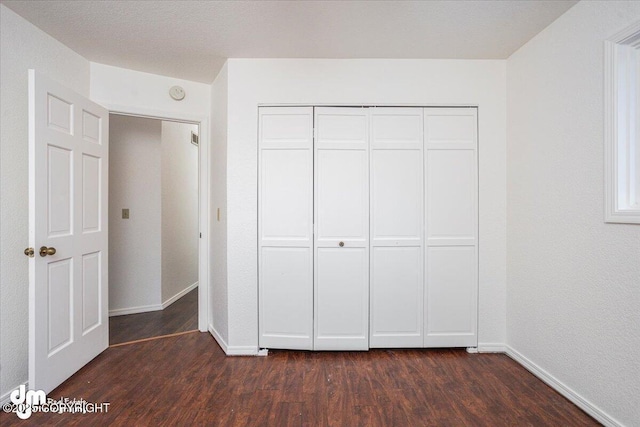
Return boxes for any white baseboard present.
[477,342,507,353]
[162,282,198,310]
[209,323,228,354]
[109,282,198,317]
[505,345,621,427]
[208,324,258,356]
[109,303,162,317]
[0,382,28,406]
[226,346,259,356]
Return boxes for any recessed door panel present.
[47,94,73,134]
[82,110,101,144]
[424,246,477,347]
[261,112,312,147]
[426,149,476,244]
[371,112,422,147]
[48,258,73,354]
[260,149,312,243]
[426,115,476,144]
[315,248,368,350]
[82,154,101,233]
[371,150,422,242]
[82,252,101,334]
[370,247,422,347]
[316,113,368,146]
[48,145,73,237]
[316,149,368,242]
[260,247,313,349]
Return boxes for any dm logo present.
[10,385,46,419]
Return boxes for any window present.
[605,21,640,224]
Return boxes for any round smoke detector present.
[169,85,185,101]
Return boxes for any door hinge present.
[200,232,202,238]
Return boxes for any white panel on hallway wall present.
[369,108,424,348]
[314,107,370,351]
[258,107,314,350]
[424,108,478,347]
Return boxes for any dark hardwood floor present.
[0,332,598,426]
[109,288,198,345]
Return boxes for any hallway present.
[109,288,198,345]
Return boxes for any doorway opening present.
[107,114,201,345]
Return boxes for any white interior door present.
[28,70,109,393]
[258,107,314,350]
[369,108,424,348]
[314,107,370,351]
[424,108,478,347]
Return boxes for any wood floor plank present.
[0,333,600,426]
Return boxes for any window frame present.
[605,21,640,224]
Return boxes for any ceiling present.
[2,0,578,83]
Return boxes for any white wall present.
[90,63,211,118]
[221,59,507,352]
[161,121,199,302]
[109,115,162,313]
[506,2,640,426]
[209,63,230,345]
[0,4,91,400]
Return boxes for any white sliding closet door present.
[314,107,370,351]
[258,107,314,350]
[424,108,478,347]
[369,108,424,348]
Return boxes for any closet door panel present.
[260,149,312,245]
[260,247,313,348]
[424,246,477,347]
[315,112,368,149]
[314,107,369,351]
[371,150,422,244]
[315,248,369,349]
[258,107,313,350]
[424,108,478,348]
[316,149,368,244]
[370,247,422,347]
[369,108,424,348]
[426,150,476,245]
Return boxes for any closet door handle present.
[338,241,344,247]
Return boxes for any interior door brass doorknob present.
[24,247,35,258]
[39,246,56,257]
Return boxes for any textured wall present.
[224,59,508,351]
[0,5,91,400]
[90,63,211,117]
[507,2,640,425]
[109,115,162,312]
[161,121,199,302]
[210,64,229,344]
